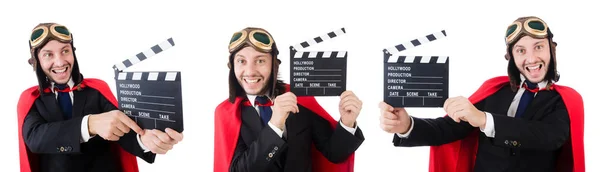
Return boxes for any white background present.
[1,0,598,171]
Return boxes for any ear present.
[227,62,231,69]
[28,57,37,71]
[276,59,281,65]
[504,53,511,61]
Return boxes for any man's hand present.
[339,91,362,127]
[379,102,412,134]
[270,92,299,130]
[140,128,184,154]
[88,110,144,141]
[443,96,486,128]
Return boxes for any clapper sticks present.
[289,28,347,96]
[383,30,449,107]
[112,38,184,132]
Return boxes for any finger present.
[152,129,175,144]
[115,121,131,134]
[118,114,144,135]
[343,104,361,114]
[110,127,125,137]
[340,98,360,108]
[443,97,458,112]
[278,95,297,103]
[339,90,355,101]
[293,104,299,113]
[448,101,464,113]
[379,101,394,112]
[275,99,297,107]
[106,133,120,141]
[381,118,401,126]
[165,128,184,142]
[149,138,168,154]
[283,105,298,114]
[451,111,464,123]
[381,124,396,133]
[383,111,399,120]
[279,92,297,102]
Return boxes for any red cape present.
[214,84,355,172]
[17,78,139,172]
[428,76,585,172]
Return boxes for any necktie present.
[55,84,73,120]
[255,96,273,126]
[515,80,538,118]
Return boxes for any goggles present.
[228,27,274,53]
[30,23,72,48]
[505,17,548,45]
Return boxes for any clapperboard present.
[112,38,184,132]
[383,30,449,107]
[290,28,347,96]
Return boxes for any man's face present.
[37,40,74,84]
[511,36,551,83]
[233,46,273,95]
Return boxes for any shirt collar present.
[246,91,272,107]
[51,78,75,94]
[519,74,548,89]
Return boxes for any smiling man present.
[17,23,184,172]
[214,27,365,172]
[378,16,585,172]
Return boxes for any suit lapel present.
[522,91,554,119]
[241,106,263,145]
[40,93,63,122]
[72,90,87,118]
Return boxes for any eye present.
[62,49,70,54]
[236,59,246,64]
[515,48,525,54]
[257,59,265,64]
[42,53,52,58]
[535,45,543,50]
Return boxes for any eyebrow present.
[255,55,269,59]
[534,41,546,45]
[40,45,71,52]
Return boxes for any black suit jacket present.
[393,85,571,172]
[229,104,365,172]
[22,87,155,172]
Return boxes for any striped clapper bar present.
[290,28,347,96]
[383,30,449,107]
[112,38,183,132]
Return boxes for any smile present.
[525,63,542,72]
[244,78,261,83]
[52,66,69,74]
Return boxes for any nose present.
[525,49,539,64]
[242,62,258,75]
[53,53,67,67]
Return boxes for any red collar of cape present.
[17,78,139,172]
[428,76,585,172]
[213,84,355,172]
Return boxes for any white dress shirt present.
[51,79,149,152]
[246,94,357,138]
[397,75,548,138]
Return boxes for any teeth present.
[52,67,67,73]
[245,79,259,83]
[526,63,541,71]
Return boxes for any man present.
[379,16,584,172]
[17,23,184,172]
[214,27,365,172]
